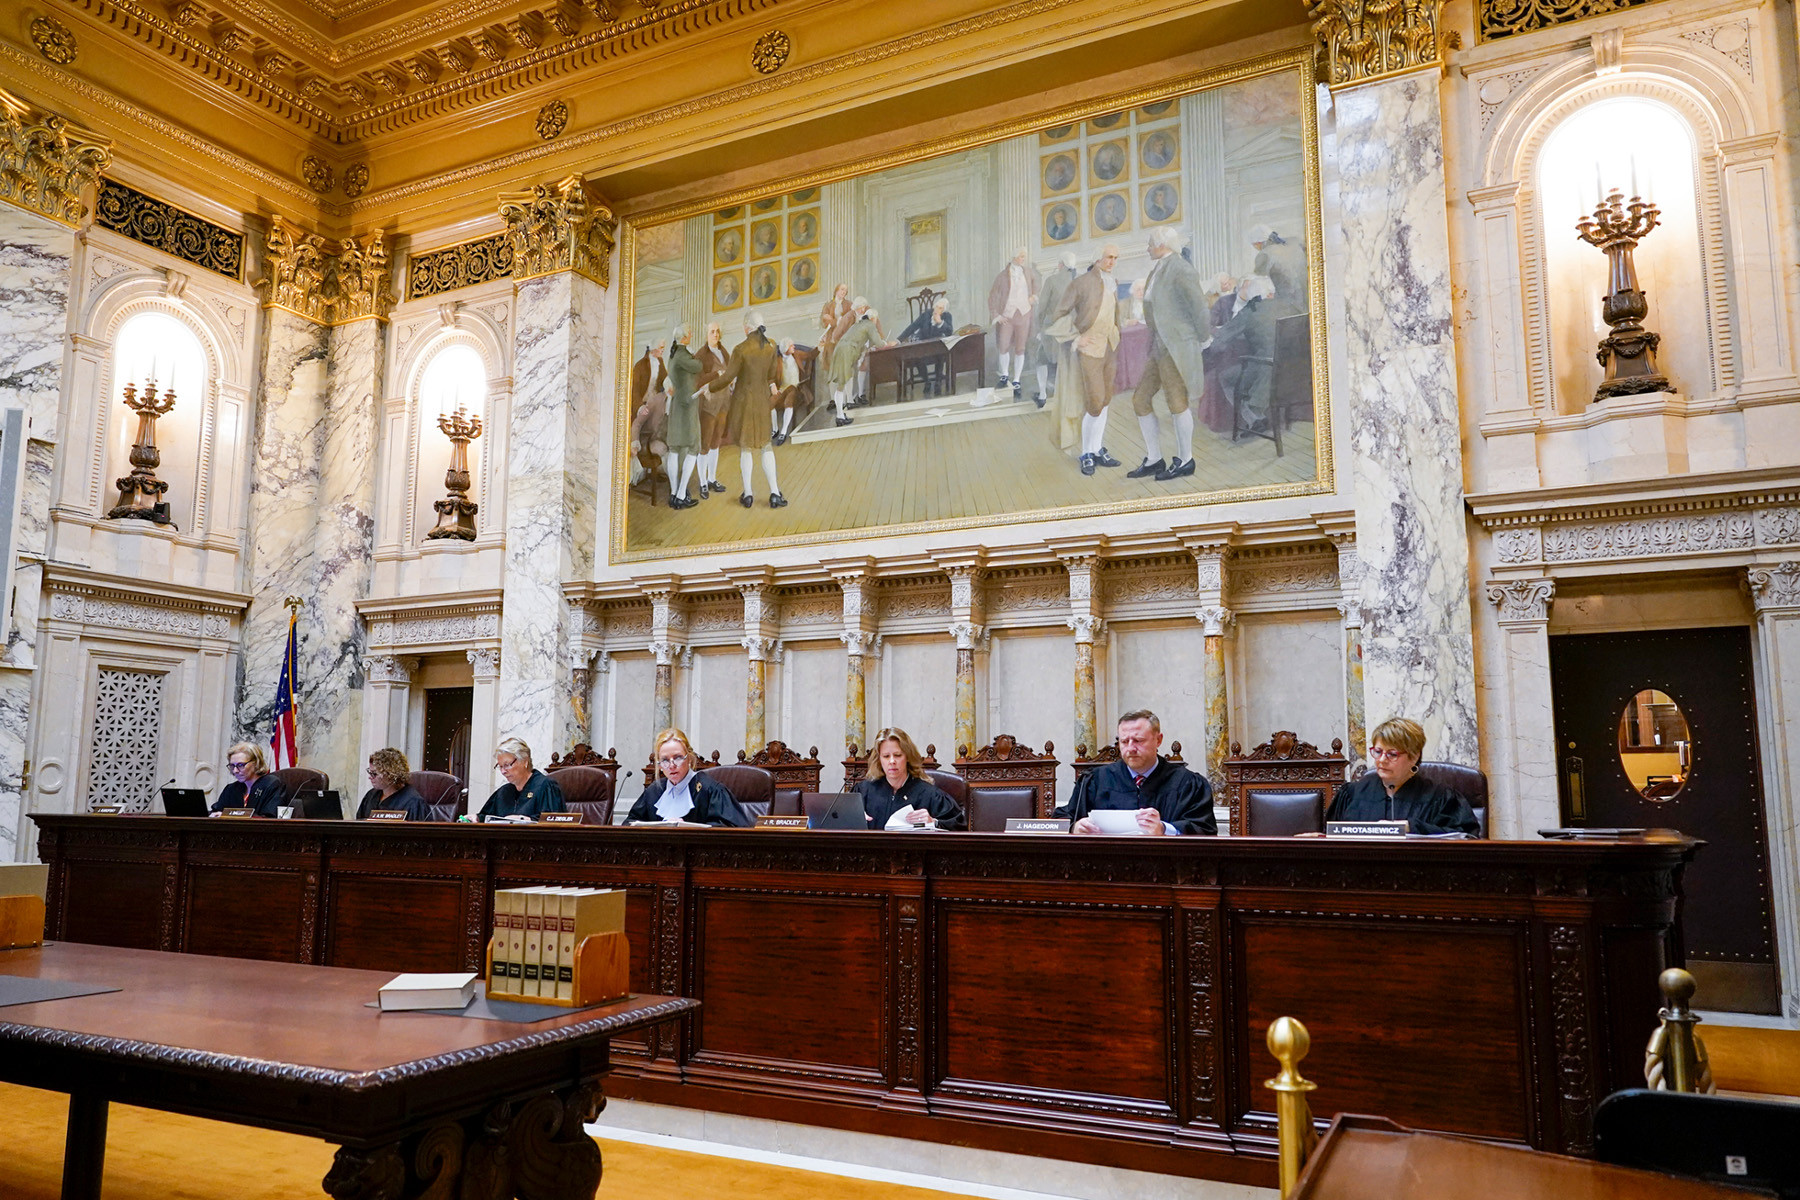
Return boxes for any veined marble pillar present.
[1745,563,1800,1018]
[1071,621,1106,756]
[940,555,987,756]
[950,627,983,757]
[829,559,878,753]
[467,648,501,797]
[843,638,871,751]
[1333,534,1367,771]
[1200,606,1233,785]
[731,572,778,753]
[1325,26,1478,762]
[0,96,106,856]
[570,653,595,747]
[494,177,610,762]
[1486,578,1557,840]
[649,641,676,737]
[641,575,685,742]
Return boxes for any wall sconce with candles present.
[106,371,177,526]
[1575,180,1674,403]
[426,394,483,541]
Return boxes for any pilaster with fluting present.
[1746,562,1800,1018]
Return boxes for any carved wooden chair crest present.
[739,739,824,795]
[1222,731,1348,837]
[841,741,943,791]
[907,287,946,323]
[1073,738,1185,778]
[957,734,1060,818]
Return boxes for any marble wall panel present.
[987,630,1074,797]
[779,640,841,758]
[687,647,747,761]
[1233,612,1344,753]
[877,637,957,760]
[1106,623,1207,758]
[1334,71,1478,764]
[601,652,657,766]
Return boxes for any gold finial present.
[1264,1017,1320,1199]
[1644,967,1715,1094]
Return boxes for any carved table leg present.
[322,1081,606,1200]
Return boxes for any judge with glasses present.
[624,727,752,827]
[1324,717,1480,836]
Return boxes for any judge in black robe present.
[356,783,431,821]
[212,742,287,817]
[625,772,751,827]
[1326,771,1478,836]
[479,769,564,818]
[1057,756,1217,835]
[854,774,965,830]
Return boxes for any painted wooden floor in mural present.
[624,402,1317,552]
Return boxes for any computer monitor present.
[1596,1088,1800,1198]
[292,789,343,820]
[160,787,208,817]
[803,792,868,830]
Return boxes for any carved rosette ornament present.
[497,174,617,287]
[750,29,791,74]
[342,163,370,199]
[30,16,79,65]
[1310,0,1449,87]
[535,100,569,140]
[1487,577,1555,623]
[301,154,334,194]
[0,87,112,227]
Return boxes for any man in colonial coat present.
[1029,250,1079,408]
[988,247,1040,396]
[1047,244,1122,475]
[704,310,788,508]
[1129,226,1215,481]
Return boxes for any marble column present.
[641,575,685,742]
[939,554,987,757]
[950,626,984,758]
[649,641,677,737]
[467,648,501,797]
[1333,534,1367,772]
[570,652,595,748]
[1328,45,1478,763]
[842,634,875,751]
[1200,606,1233,785]
[829,559,878,753]
[359,654,417,761]
[1054,541,1105,756]
[1486,578,1558,841]
[0,107,102,856]
[1745,562,1800,1018]
[731,572,778,753]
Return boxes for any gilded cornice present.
[498,175,614,286]
[1310,0,1451,87]
[261,214,396,322]
[0,86,112,226]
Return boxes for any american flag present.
[270,605,299,769]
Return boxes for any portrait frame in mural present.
[610,49,1330,564]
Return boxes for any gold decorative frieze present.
[301,154,334,194]
[751,28,791,74]
[498,175,615,287]
[93,180,244,280]
[30,15,79,65]
[1311,0,1449,87]
[535,100,569,140]
[343,163,370,198]
[1478,0,1654,43]
[406,232,514,300]
[262,215,395,324]
[0,87,111,227]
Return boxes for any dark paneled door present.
[1550,627,1779,1013]
[423,687,473,780]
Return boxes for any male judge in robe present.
[478,737,567,818]
[989,247,1039,397]
[1048,244,1123,474]
[1129,226,1214,482]
[1056,710,1216,835]
[625,727,753,826]
[1325,717,1480,836]
[705,309,787,508]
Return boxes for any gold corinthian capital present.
[0,86,112,227]
[497,174,617,287]
[1310,0,1450,88]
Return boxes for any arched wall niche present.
[388,312,510,550]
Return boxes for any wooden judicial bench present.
[30,814,1697,1187]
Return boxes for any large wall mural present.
[612,54,1328,561]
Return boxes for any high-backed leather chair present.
[842,741,944,791]
[957,735,1060,821]
[272,767,328,800]
[739,741,821,816]
[410,771,465,822]
[1416,761,1489,838]
[1222,732,1347,837]
[700,762,775,821]
[554,765,616,825]
[1073,739,1186,779]
[547,745,621,807]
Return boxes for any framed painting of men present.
[612,51,1329,561]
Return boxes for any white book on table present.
[378,972,479,1011]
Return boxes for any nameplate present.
[368,809,408,821]
[218,808,255,818]
[1005,818,1070,834]
[754,815,809,829]
[89,805,124,815]
[1326,820,1408,839]
[538,812,583,825]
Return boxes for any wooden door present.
[1549,628,1779,1013]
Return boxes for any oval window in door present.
[1618,689,1692,802]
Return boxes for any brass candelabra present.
[107,376,177,525]
[426,404,483,541]
[1575,189,1673,402]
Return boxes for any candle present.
[1630,155,1639,199]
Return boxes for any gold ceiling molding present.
[30,15,81,65]
[0,86,112,227]
[406,230,512,299]
[1310,0,1451,87]
[345,0,1180,214]
[749,27,789,73]
[93,179,245,278]
[261,215,396,322]
[498,174,615,286]
[1476,0,1654,42]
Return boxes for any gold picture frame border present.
[610,47,1332,565]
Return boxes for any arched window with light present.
[106,310,209,529]
[414,342,488,543]
[1537,98,1709,412]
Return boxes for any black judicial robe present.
[478,770,565,819]
[1326,771,1479,836]
[211,773,288,818]
[853,776,966,830]
[1055,757,1217,836]
[625,773,752,827]
[355,784,432,822]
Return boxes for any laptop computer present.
[292,789,343,820]
[803,792,868,830]
[160,787,209,817]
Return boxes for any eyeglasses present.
[658,755,689,767]
[227,760,252,772]
[1368,747,1408,760]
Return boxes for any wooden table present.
[867,331,985,402]
[0,940,695,1200]
[31,817,1698,1187]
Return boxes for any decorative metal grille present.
[1478,0,1657,43]
[407,232,515,300]
[87,668,165,812]
[93,180,244,280]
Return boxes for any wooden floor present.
[626,399,1319,552]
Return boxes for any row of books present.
[490,886,625,1002]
